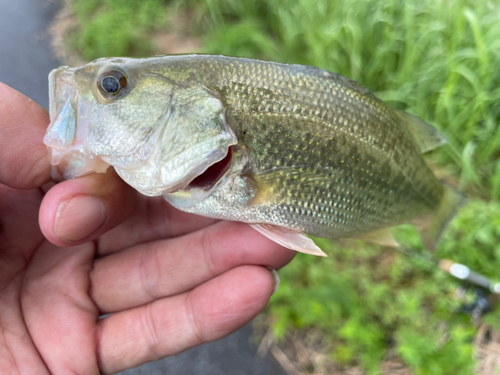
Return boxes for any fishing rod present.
[393,245,499,323]
[438,259,500,294]
[394,245,500,293]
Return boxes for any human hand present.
[0,83,294,374]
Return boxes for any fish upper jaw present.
[44,67,110,182]
[48,66,73,121]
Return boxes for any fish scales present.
[156,56,444,237]
[45,55,464,254]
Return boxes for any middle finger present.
[90,221,294,313]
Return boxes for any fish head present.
[44,57,237,196]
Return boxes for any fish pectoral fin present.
[250,224,327,257]
[399,110,447,153]
[353,227,399,247]
[413,184,467,251]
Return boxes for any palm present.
[0,83,294,374]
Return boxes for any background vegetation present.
[64,0,500,373]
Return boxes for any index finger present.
[0,83,51,189]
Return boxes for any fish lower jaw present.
[163,189,210,209]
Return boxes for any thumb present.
[40,168,137,246]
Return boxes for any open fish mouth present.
[185,146,233,191]
[162,145,238,209]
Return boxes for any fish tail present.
[416,184,466,251]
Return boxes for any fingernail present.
[55,196,108,242]
[266,267,280,295]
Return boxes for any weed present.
[66,0,500,373]
[190,0,500,199]
[271,201,500,374]
[70,0,169,59]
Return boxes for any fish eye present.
[102,76,120,93]
[98,70,128,99]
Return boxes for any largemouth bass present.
[44,55,465,256]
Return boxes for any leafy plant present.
[271,201,500,374]
[69,0,500,196]
[65,0,500,373]
[70,0,169,59]
[189,0,500,199]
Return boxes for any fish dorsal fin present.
[250,224,327,257]
[353,227,399,247]
[399,111,447,153]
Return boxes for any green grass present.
[271,200,500,374]
[69,0,500,198]
[189,0,500,199]
[66,0,500,373]
[70,0,169,58]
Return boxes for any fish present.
[44,55,466,256]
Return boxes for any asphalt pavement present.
[0,0,286,374]
[0,0,59,109]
